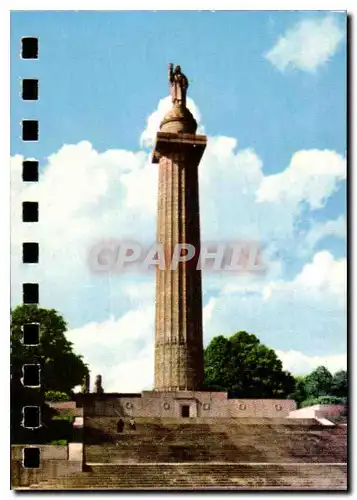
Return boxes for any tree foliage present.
[203,331,348,409]
[288,375,307,406]
[331,370,348,398]
[304,365,334,399]
[295,366,348,408]
[11,305,89,394]
[45,390,71,402]
[300,395,347,408]
[11,305,88,443]
[203,331,295,398]
[289,366,347,408]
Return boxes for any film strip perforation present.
[19,36,42,469]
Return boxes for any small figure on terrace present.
[116,418,124,433]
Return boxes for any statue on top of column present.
[168,63,189,108]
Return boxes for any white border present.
[3,3,354,499]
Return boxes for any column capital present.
[152,132,207,164]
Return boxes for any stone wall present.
[11,444,68,460]
[315,404,346,419]
[228,398,296,418]
[48,401,77,410]
[48,401,83,417]
[288,404,346,421]
[83,391,296,418]
[11,444,82,488]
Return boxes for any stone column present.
[82,373,90,393]
[94,374,104,394]
[153,132,207,391]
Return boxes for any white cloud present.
[203,297,216,327]
[265,16,344,73]
[294,251,346,298]
[203,250,346,361]
[140,96,204,148]
[11,143,155,247]
[260,250,347,351]
[10,142,158,322]
[257,149,346,210]
[276,349,346,375]
[263,250,346,303]
[303,215,346,252]
[66,305,155,393]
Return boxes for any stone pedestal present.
[153,132,207,391]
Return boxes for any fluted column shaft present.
[153,133,206,391]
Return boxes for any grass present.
[49,439,68,445]
[52,415,74,422]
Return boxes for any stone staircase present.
[27,463,347,490]
[21,418,347,490]
[84,417,347,464]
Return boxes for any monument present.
[81,65,295,419]
[153,63,206,391]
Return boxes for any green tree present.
[331,370,347,398]
[11,305,89,443]
[11,304,88,394]
[289,375,307,407]
[300,395,347,407]
[300,396,346,408]
[304,366,333,398]
[45,390,71,402]
[203,331,295,398]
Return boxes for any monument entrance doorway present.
[181,405,190,418]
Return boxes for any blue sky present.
[11,11,347,391]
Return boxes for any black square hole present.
[22,202,38,222]
[22,364,41,387]
[23,406,41,428]
[22,160,39,182]
[22,323,40,345]
[22,120,39,141]
[21,38,38,59]
[23,242,39,263]
[23,447,40,468]
[22,79,38,100]
[23,283,39,304]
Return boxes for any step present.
[27,463,347,490]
